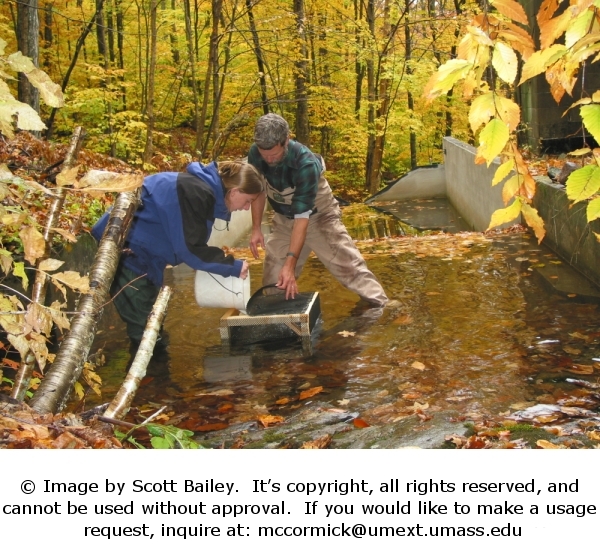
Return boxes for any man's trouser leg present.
[263,209,388,306]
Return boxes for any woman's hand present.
[240,260,249,280]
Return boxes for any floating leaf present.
[353,418,370,429]
[257,414,285,428]
[301,435,332,449]
[411,361,426,371]
[338,330,355,338]
[299,386,323,400]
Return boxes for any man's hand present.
[277,260,298,299]
[249,228,265,259]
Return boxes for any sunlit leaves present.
[475,119,510,166]
[490,0,529,25]
[539,10,571,49]
[18,225,45,265]
[587,197,600,222]
[521,203,546,243]
[519,44,567,84]
[75,170,144,197]
[580,104,600,144]
[492,42,518,84]
[424,59,472,100]
[565,8,594,48]
[487,199,522,230]
[566,165,600,203]
[492,159,515,186]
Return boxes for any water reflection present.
[87,207,600,448]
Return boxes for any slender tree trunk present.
[405,0,417,169]
[293,0,310,145]
[11,128,86,401]
[183,0,202,152]
[46,0,107,138]
[365,0,376,190]
[143,0,158,164]
[246,0,269,115]
[116,0,127,109]
[42,2,53,70]
[170,0,181,64]
[17,0,40,112]
[354,0,365,119]
[30,190,142,414]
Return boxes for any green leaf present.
[487,199,522,230]
[12,261,29,290]
[565,9,594,49]
[580,104,600,145]
[151,437,172,449]
[146,424,165,437]
[425,59,472,99]
[586,197,600,222]
[477,119,510,166]
[565,165,600,203]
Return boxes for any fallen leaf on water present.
[337,399,350,406]
[411,361,426,371]
[338,330,355,338]
[194,422,229,432]
[353,418,370,428]
[587,431,600,441]
[563,345,582,355]
[301,435,332,449]
[566,364,594,375]
[257,415,285,428]
[299,386,323,400]
[196,389,234,396]
[392,314,413,325]
[275,397,291,405]
[413,401,429,411]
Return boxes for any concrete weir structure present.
[367,136,600,290]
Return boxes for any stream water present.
[83,201,600,448]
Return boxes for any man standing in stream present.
[248,113,388,308]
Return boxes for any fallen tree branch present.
[29,188,141,414]
[103,286,172,420]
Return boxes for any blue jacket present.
[91,162,243,286]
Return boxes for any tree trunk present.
[293,0,310,146]
[143,0,158,165]
[17,0,40,113]
[405,0,417,169]
[183,0,202,152]
[42,2,53,70]
[170,0,181,64]
[30,189,142,414]
[246,0,269,115]
[354,0,365,119]
[11,128,86,401]
[46,0,107,138]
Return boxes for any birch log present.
[11,127,85,401]
[29,188,141,414]
[103,285,172,420]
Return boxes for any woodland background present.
[10,0,475,197]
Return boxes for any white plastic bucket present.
[194,270,251,312]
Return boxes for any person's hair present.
[218,161,265,194]
[253,113,289,150]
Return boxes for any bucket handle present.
[205,272,245,297]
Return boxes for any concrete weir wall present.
[443,137,600,288]
[443,137,509,232]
